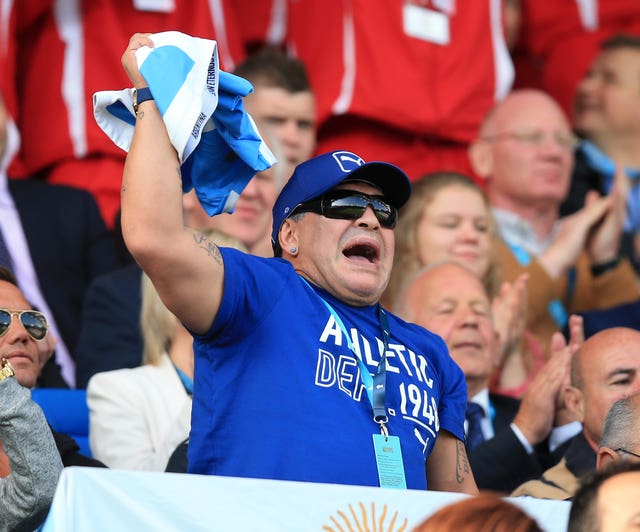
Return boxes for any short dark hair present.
[568,460,640,532]
[0,266,17,286]
[233,46,312,94]
[601,33,640,53]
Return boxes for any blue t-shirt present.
[188,248,466,489]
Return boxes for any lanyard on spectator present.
[508,242,576,330]
[300,277,391,436]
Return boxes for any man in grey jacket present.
[0,264,104,530]
[0,365,62,531]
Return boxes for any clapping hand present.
[587,164,627,265]
[492,273,528,367]
[512,314,583,444]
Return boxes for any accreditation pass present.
[372,434,407,489]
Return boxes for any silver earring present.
[290,247,297,253]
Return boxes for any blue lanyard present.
[300,277,391,434]
[507,242,576,330]
[173,364,193,396]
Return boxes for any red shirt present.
[5,0,245,178]
[286,0,513,144]
[517,0,640,116]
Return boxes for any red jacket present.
[286,0,513,143]
[3,0,245,178]
[517,0,640,115]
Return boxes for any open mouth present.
[342,242,380,264]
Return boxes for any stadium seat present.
[31,388,92,457]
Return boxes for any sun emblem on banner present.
[322,502,408,531]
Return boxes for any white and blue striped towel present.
[93,31,277,215]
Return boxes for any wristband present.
[132,87,154,115]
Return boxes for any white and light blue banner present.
[42,468,570,531]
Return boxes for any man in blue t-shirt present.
[119,33,476,493]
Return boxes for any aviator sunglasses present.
[293,190,398,228]
[0,309,48,340]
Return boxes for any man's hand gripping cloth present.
[93,31,277,215]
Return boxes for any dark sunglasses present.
[0,309,48,340]
[293,190,397,228]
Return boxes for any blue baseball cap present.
[271,150,412,253]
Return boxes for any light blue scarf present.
[93,31,277,216]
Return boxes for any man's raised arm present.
[120,33,223,334]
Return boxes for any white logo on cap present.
[332,151,364,173]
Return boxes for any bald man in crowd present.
[395,261,579,492]
[513,327,640,499]
[469,89,640,356]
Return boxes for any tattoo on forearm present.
[193,232,222,265]
[137,111,145,120]
[455,440,471,484]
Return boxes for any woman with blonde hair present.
[385,172,535,396]
[386,171,501,304]
[87,229,247,470]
